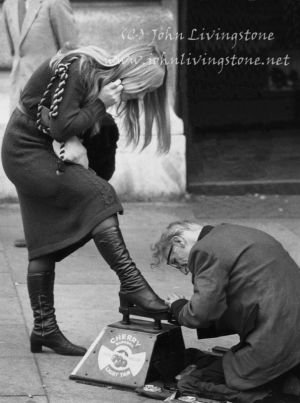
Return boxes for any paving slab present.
[0,357,45,396]
[0,295,24,325]
[0,398,47,403]
[0,273,17,297]
[46,389,155,403]
[0,251,9,273]
[36,354,155,403]
[0,324,31,357]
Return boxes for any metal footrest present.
[119,305,172,330]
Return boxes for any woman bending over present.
[1,44,170,356]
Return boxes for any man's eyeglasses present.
[167,244,189,275]
[167,244,176,268]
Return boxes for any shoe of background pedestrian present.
[14,238,27,247]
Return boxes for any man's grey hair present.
[151,220,200,267]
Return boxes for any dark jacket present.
[174,224,300,390]
[83,113,119,181]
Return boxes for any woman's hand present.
[52,136,89,169]
[98,79,123,108]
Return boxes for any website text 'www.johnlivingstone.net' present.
[120,27,291,73]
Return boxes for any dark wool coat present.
[177,224,300,391]
[1,58,123,261]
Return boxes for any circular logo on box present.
[98,333,146,378]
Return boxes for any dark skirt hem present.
[28,203,123,261]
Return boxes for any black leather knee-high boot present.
[27,271,86,356]
[93,226,168,312]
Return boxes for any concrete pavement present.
[1,198,300,402]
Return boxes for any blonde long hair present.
[50,45,170,153]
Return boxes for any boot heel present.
[31,340,42,353]
[119,292,134,309]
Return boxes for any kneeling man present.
[152,222,300,403]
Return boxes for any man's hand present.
[165,293,186,308]
[98,79,123,108]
